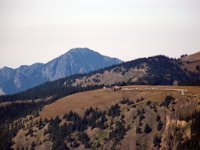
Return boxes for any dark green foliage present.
[144,124,152,134]
[146,100,152,106]
[142,56,193,85]
[139,115,145,122]
[136,97,145,103]
[92,78,100,82]
[180,54,187,58]
[157,121,163,131]
[109,121,127,144]
[178,79,200,86]
[137,109,141,116]
[160,95,175,107]
[44,118,49,123]
[64,111,81,122]
[137,108,145,116]
[153,135,161,147]
[48,107,108,149]
[139,121,143,127]
[0,100,48,150]
[78,132,91,148]
[46,103,126,149]
[48,117,69,150]
[196,65,200,71]
[136,127,142,134]
[0,101,44,123]
[30,141,36,150]
[120,98,134,105]
[71,141,80,148]
[0,78,104,102]
[113,67,122,73]
[156,115,161,122]
[84,107,107,129]
[108,104,120,117]
[26,128,33,137]
[38,118,47,130]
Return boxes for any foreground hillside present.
[11,86,200,150]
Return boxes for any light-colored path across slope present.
[40,86,200,119]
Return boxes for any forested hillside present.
[0,54,199,102]
[9,86,200,150]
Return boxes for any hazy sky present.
[0,0,200,68]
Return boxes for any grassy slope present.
[12,85,200,150]
[181,51,200,72]
[40,85,199,119]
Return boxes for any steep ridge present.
[0,48,122,94]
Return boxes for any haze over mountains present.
[0,48,122,95]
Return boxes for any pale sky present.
[0,0,200,68]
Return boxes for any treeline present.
[0,82,104,102]
[48,107,108,149]
[43,104,127,150]
[0,98,55,150]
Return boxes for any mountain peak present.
[2,66,13,70]
[44,47,122,81]
[0,48,122,94]
[67,47,98,54]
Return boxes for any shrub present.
[156,115,161,122]
[157,121,163,131]
[144,124,152,134]
[109,121,126,143]
[146,101,152,106]
[136,127,142,134]
[108,104,120,117]
[153,135,161,147]
[160,96,175,107]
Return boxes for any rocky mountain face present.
[0,48,122,95]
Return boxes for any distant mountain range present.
[0,48,122,95]
[1,51,199,102]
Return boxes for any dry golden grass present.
[40,85,200,119]
[182,51,200,62]
[40,89,123,119]
[181,51,200,72]
[12,85,200,150]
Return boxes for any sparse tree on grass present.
[144,124,152,134]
